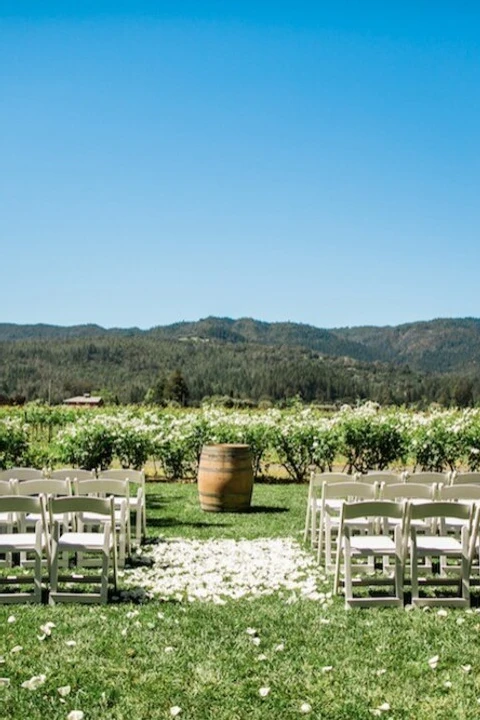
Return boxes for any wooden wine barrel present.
[197,444,254,512]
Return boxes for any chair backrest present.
[340,500,405,523]
[323,481,378,501]
[358,471,404,486]
[381,483,436,501]
[49,495,115,524]
[74,478,129,499]
[49,468,95,481]
[17,478,72,497]
[439,484,480,502]
[451,472,480,486]
[309,472,352,488]
[98,469,144,485]
[409,500,472,523]
[0,467,43,481]
[404,471,449,485]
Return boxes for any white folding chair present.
[317,481,379,569]
[409,501,480,608]
[333,500,406,608]
[0,495,50,603]
[74,479,130,567]
[49,495,118,604]
[98,469,146,545]
[380,483,437,572]
[303,472,352,547]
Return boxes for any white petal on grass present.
[461,664,472,673]
[457,618,465,625]
[257,654,267,662]
[246,627,257,636]
[428,655,439,669]
[378,703,390,711]
[274,643,285,652]
[437,609,448,617]
[65,640,77,647]
[259,687,271,698]
[0,678,10,687]
[58,685,71,697]
[67,712,84,720]
[444,681,453,689]
[251,637,261,646]
[300,702,312,713]
[165,646,175,654]
[10,646,22,654]
[7,615,15,624]
[21,674,46,690]
[376,669,387,676]
[321,666,333,673]
[170,707,182,717]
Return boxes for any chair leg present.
[49,536,60,605]
[411,543,419,605]
[135,509,141,549]
[100,550,109,604]
[303,501,311,544]
[34,549,42,603]
[343,531,352,607]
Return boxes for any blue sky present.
[1,2,479,330]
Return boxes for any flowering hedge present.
[3,402,480,480]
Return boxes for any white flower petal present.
[58,685,71,697]
[7,616,15,624]
[300,702,312,713]
[21,674,46,690]
[170,707,182,717]
[259,687,270,698]
[67,712,84,720]
[0,678,10,687]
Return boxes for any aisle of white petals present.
[121,538,331,604]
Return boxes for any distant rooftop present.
[63,394,103,406]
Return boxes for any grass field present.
[2,483,480,719]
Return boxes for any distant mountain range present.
[1,316,479,374]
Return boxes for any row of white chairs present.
[0,467,146,547]
[0,477,136,567]
[0,494,118,604]
[304,471,480,552]
[332,499,480,609]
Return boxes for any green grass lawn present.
[2,483,480,719]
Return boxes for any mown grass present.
[2,484,480,719]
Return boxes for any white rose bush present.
[3,403,480,477]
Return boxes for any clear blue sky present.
[1,1,479,330]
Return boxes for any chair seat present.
[81,511,124,523]
[0,533,46,551]
[415,536,463,553]
[58,532,113,551]
[350,536,397,553]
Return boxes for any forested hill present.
[1,316,480,406]
[1,316,480,373]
